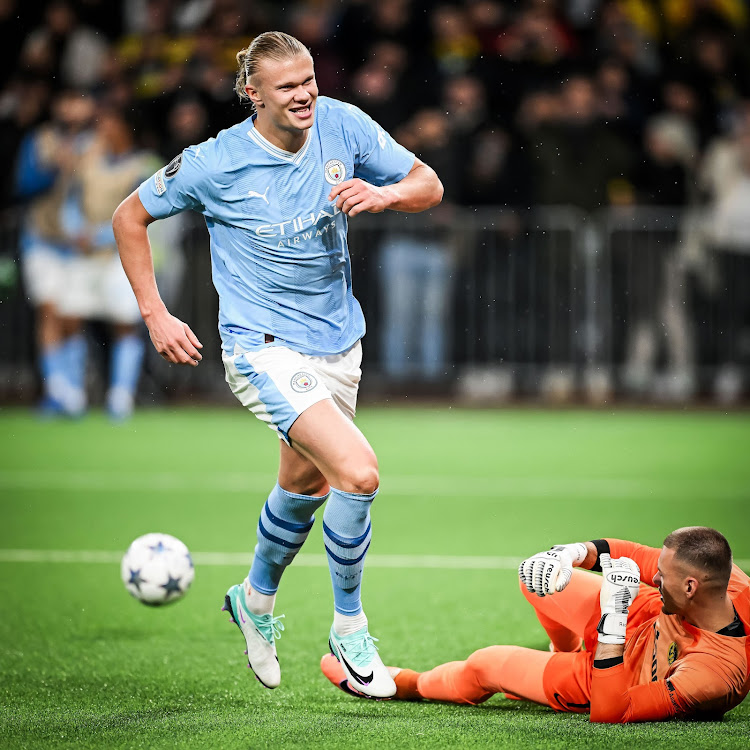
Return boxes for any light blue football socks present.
[249,483,327,596]
[322,487,376,616]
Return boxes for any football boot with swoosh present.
[328,625,396,698]
[222,584,284,689]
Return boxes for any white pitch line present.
[0,470,744,499]
[0,549,748,571]
[0,549,519,569]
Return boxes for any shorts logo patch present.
[291,371,317,393]
[154,170,166,195]
[668,642,678,665]
[324,159,346,185]
[165,153,183,178]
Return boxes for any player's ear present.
[684,576,699,599]
[245,80,264,109]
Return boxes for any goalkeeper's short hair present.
[663,527,732,587]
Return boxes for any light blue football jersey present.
[138,96,416,356]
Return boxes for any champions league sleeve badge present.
[165,153,183,178]
[324,159,346,185]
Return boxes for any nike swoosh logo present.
[332,640,374,686]
[553,692,590,711]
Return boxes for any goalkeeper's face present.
[248,53,318,136]
[654,547,687,615]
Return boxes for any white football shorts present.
[223,341,363,444]
[58,251,141,324]
[22,241,68,306]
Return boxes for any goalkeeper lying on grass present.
[321,527,750,722]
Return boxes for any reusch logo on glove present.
[608,572,640,585]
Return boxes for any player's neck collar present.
[247,118,311,165]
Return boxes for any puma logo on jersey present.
[248,187,270,204]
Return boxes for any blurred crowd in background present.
[2,0,750,413]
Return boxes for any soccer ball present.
[121,533,194,606]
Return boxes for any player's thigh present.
[223,345,334,443]
[303,340,363,421]
[542,651,594,713]
[287,399,378,493]
[223,343,375,490]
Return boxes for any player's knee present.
[338,464,379,496]
[466,646,513,684]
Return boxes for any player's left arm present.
[328,158,443,217]
[591,654,739,723]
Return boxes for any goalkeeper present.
[321,527,750,722]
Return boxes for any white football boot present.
[328,625,396,698]
[223,584,284,689]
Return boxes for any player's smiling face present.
[654,546,686,615]
[247,53,318,150]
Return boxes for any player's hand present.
[596,554,640,645]
[145,310,203,366]
[518,543,588,597]
[328,178,391,217]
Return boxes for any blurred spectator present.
[523,74,634,210]
[378,108,457,381]
[696,101,750,401]
[14,90,93,415]
[19,0,108,89]
[620,113,699,400]
[346,41,416,134]
[430,3,481,76]
[594,0,659,76]
[594,56,650,143]
[56,105,159,420]
[0,78,51,205]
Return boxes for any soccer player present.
[112,32,443,697]
[321,527,750,721]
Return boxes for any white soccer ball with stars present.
[121,533,194,606]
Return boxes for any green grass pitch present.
[1,406,749,749]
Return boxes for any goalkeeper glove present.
[518,542,588,597]
[596,554,641,645]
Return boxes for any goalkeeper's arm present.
[518,541,600,596]
[590,554,644,722]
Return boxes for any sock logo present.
[291,371,317,393]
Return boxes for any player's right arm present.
[519,538,662,596]
[518,542,598,596]
[112,191,203,366]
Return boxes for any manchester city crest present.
[291,371,318,393]
[324,159,346,185]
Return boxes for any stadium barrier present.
[0,206,746,405]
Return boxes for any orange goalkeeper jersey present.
[587,538,750,722]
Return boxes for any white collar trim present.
[247,125,310,165]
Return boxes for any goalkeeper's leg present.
[323,646,594,710]
[394,648,592,712]
[395,646,553,705]
[519,568,601,652]
[322,646,553,704]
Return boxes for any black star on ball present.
[149,540,167,555]
[128,568,145,592]
[161,576,182,595]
